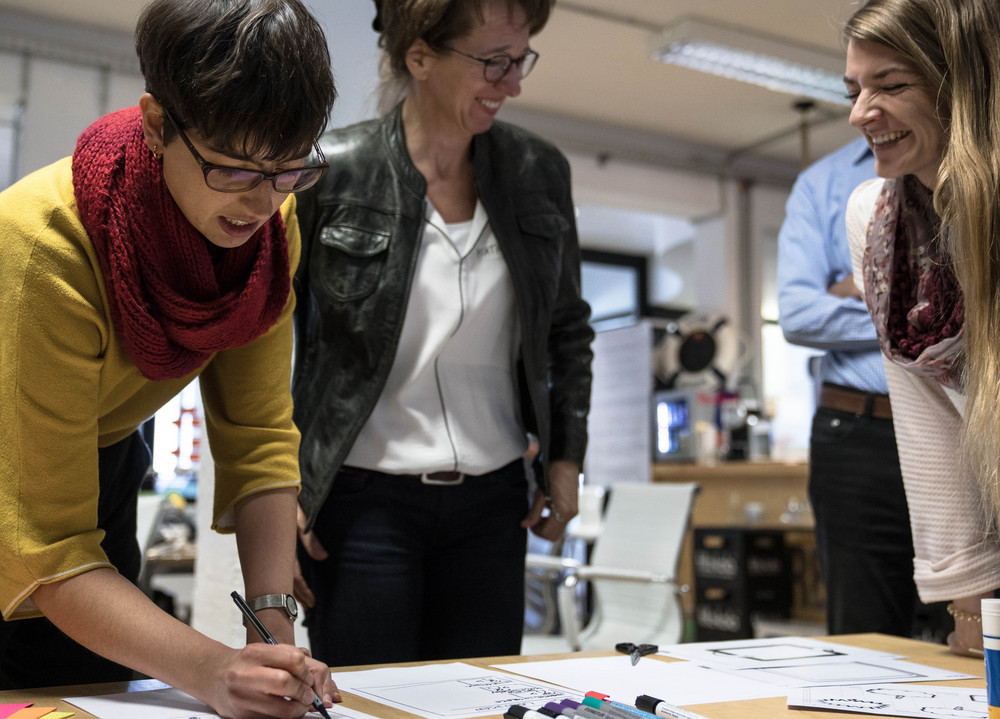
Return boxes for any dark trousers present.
[809,405,918,635]
[0,431,149,689]
[299,460,529,667]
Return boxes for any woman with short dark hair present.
[0,1,338,715]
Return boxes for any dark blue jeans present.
[0,431,149,689]
[299,460,529,666]
[809,405,917,635]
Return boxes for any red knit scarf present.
[863,175,964,389]
[884,178,962,357]
[72,107,290,380]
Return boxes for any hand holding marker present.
[230,590,332,719]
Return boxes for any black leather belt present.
[819,384,892,420]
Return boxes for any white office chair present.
[564,485,606,549]
[525,481,698,652]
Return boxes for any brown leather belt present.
[341,460,521,486]
[419,471,464,485]
[819,384,892,420]
[340,467,466,485]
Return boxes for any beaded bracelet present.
[947,602,983,623]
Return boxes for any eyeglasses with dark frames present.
[441,46,540,83]
[161,106,329,193]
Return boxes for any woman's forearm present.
[30,568,231,703]
[234,486,299,645]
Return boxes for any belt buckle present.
[420,472,465,486]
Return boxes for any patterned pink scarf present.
[863,175,964,389]
[72,107,290,380]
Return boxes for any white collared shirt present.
[343,199,527,475]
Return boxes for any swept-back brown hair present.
[374,0,553,111]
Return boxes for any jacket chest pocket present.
[315,213,391,301]
[517,211,569,287]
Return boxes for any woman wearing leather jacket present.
[292,0,593,665]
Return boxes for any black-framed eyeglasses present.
[442,47,539,83]
[161,106,329,193]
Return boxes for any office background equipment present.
[692,527,791,640]
[651,388,716,463]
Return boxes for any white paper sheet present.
[720,658,975,688]
[65,687,377,719]
[493,651,975,704]
[656,636,900,668]
[331,662,582,718]
[491,656,787,706]
[651,637,973,688]
[65,687,220,719]
[788,683,988,719]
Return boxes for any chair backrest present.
[581,481,698,648]
[566,485,606,542]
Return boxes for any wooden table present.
[0,634,984,719]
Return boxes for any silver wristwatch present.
[245,593,298,623]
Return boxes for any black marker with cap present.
[635,695,711,719]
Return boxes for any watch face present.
[285,594,299,618]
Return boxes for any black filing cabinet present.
[693,527,792,640]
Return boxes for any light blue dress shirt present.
[777,136,885,393]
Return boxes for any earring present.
[151,144,159,160]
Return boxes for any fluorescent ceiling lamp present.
[650,18,850,106]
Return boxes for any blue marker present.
[983,599,1000,719]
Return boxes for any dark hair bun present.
[372,0,383,32]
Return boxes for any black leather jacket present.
[292,105,594,528]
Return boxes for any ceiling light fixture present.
[650,17,850,107]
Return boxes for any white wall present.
[584,323,653,487]
[308,0,382,127]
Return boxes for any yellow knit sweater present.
[0,157,302,619]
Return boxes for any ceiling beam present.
[498,103,803,186]
[0,8,137,73]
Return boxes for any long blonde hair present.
[846,0,1000,523]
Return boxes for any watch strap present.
[245,593,297,621]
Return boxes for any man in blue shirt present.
[777,136,916,635]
